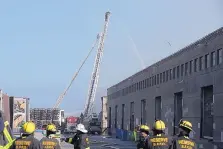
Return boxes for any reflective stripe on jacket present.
[0,121,15,149]
[65,133,90,149]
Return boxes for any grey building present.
[107,27,223,145]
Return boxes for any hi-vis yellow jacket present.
[0,121,15,149]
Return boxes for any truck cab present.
[88,121,101,135]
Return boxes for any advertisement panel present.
[67,116,78,124]
[13,98,27,128]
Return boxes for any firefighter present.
[64,123,90,149]
[40,123,61,149]
[169,119,197,149]
[0,111,15,149]
[147,120,171,149]
[137,125,150,149]
[11,121,42,149]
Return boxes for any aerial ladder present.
[83,11,111,121]
[51,11,111,124]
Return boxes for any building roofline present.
[109,27,223,89]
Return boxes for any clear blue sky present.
[0,1,222,116]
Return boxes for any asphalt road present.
[34,132,136,149]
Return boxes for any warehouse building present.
[107,27,223,143]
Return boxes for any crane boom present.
[83,12,111,119]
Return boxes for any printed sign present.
[13,98,27,128]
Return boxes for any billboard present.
[13,98,28,128]
[67,116,78,124]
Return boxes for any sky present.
[0,1,222,116]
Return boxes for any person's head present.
[46,123,57,137]
[22,121,36,135]
[76,123,88,134]
[178,119,193,136]
[140,125,150,137]
[152,120,166,136]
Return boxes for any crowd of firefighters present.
[0,110,90,149]
[136,119,197,149]
[1,108,197,149]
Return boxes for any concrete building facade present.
[0,90,11,123]
[101,96,108,133]
[2,93,10,123]
[107,27,223,145]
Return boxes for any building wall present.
[107,27,223,142]
[101,96,108,132]
[2,93,10,123]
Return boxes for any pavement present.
[34,132,136,149]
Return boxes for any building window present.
[217,48,222,65]
[145,79,149,88]
[211,51,216,67]
[121,104,125,129]
[177,66,180,78]
[160,73,162,83]
[115,105,118,128]
[137,83,139,91]
[189,60,193,74]
[130,102,135,131]
[163,72,166,82]
[108,107,111,128]
[194,58,198,72]
[153,76,156,86]
[166,70,169,81]
[173,67,176,79]
[139,81,142,90]
[205,54,210,68]
[199,56,204,70]
[201,86,213,139]
[170,69,172,80]
[155,96,162,120]
[149,77,152,87]
[174,92,183,135]
[181,64,184,77]
[141,100,146,125]
[145,79,148,88]
[157,74,159,84]
[154,75,157,85]
[185,62,188,76]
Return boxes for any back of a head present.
[178,119,193,135]
[76,123,88,134]
[46,124,57,133]
[46,123,57,137]
[22,121,36,135]
[153,120,166,134]
[140,125,150,135]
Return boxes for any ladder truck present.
[51,12,111,133]
[83,11,111,121]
